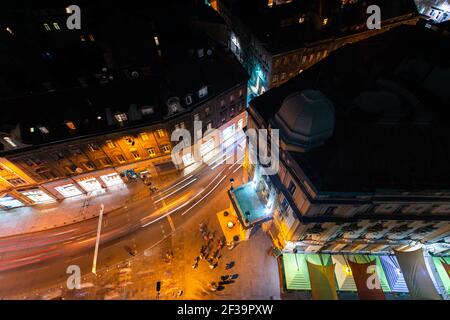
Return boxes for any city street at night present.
[0,1,449,315]
[0,143,283,300]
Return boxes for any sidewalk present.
[0,171,181,238]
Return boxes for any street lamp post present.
[230,178,235,191]
[293,248,299,271]
[91,203,105,275]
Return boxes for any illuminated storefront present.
[20,189,55,204]
[77,177,103,192]
[100,173,124,187]
[222,124,236,148]
[55,184,84,198]
[200,138,215,162]
[0,194,24,209]
[182,152,194,166]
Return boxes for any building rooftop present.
[0,1,248,153]
[250,23,450,193]
[221,0,418,55]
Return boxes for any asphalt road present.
[0,146,246,298]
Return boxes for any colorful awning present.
[441,259,450,279]
[347,258,386,300]
[306,260,338,300]
[395,248,441,300]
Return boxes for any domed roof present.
[272,90,335,151]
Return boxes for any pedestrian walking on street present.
[192,256,200,269]
[208,282,218,292]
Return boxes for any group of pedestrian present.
[209,272,238,292]
[164,251,174,264]
[192,222,226,270]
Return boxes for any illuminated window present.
[147,148,156,157]
[154,36,160,46]
[65,121,76,130]
[6,27,13,35]
[89,34,95,42]
[106,140,116,149]
[99,157,113,166]
[38,126,49,134]
[131,151,141,160]
[3,137,17,147]
[55,184,83,198]
[140,133,149,141]
[7,178,26,186]
[323,18,329,26]
[162,144,171,153]
[43,23,51,31]
[199,86,208,98]
[114,113,128,122]
[124,137,135,146]
[80,35,86,41]
[100,173,124,187]
[157,129,166,138]
[30,127,35,133]
[82,161,95,170]
[21,189,54,204]
[298,17,305,24]
[53,22,60,30]
[88,143,100,152]
[0,195,24,209]
[116,154,126,163]
[64,166,76,174]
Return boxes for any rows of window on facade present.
[245,144,450,255]
[222,0,420,97]
[0,84,248,210]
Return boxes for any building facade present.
[0,85,248,209]
[244,22,450,257]
[216,0,419,99]
[0,2,249,210]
